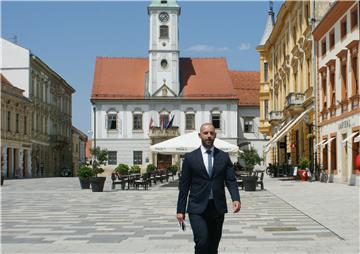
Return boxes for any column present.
[19,148,24,177]
[2,145,8,177]
[27,150,32,178]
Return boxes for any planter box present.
[243,176,258,191]
[79,177,91,189]
[90,177,106,192]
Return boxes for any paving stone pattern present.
[1,177,358,253]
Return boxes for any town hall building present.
[90,0,263,169]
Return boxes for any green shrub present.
[77,165,94,178]
[130,165,141,174]
[239,148,262,174]
[146,164,156,173]
[168,165,179,174]
[114,164,129,175]
[90,147,108,176]
[299,158,310,170]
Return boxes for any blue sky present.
[2,1,282,135]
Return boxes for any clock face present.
[159,12,169,23]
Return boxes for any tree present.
[240,148,262,175]
[90,147,108,177]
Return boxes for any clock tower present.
[148,0,180,97]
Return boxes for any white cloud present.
[237,43,251,51]
[186,44,229,52]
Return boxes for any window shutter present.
[105,114,108,130]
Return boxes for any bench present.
[134,173,151,190]
[255,171,264,190]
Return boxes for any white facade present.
[238,107,268,162]
[0,38,31,97]
[92,100,238,168]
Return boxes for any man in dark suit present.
[176,123,241,254]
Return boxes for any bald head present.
[198,123,216,149]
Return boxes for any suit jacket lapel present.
[195,148,209,177]
[211,148,221,178]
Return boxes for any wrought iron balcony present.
[148,126,179,138]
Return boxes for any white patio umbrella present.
[150,131,239,154]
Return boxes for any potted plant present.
[146,164,156,173]
[89,147,108,192]
[239,148,262,191]
[77,164,94,189]
[115,163,130,175]
[168,165,179,175]
[298,158,309,181]
[130,165,141,174]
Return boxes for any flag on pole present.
[166,115,175,129]
[160,114,165,130]
[149,117,153,129]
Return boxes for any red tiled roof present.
[229,71,260,106]
[91,57,238,100]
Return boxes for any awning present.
[315,139,326,148]
[266,107,313,149]
[354,135,360,143]
[323,137,335,147]
[342,132,359,144]
[265,119,296,150]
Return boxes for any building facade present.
[313,1,359,184]
[1,75,33,178]
[230,71,268,161]
[1,38,75,177]
[257,1,331,169]
[72,126,88,175]
[90,0,262,171]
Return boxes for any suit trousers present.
[189,200,225,254]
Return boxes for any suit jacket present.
[177,147,240,215]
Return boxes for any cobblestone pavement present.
[1,175,359,254]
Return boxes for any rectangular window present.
[107,151,117,165]
[341,17,347,39]
[244,117,254,133]
[24,116,27,135]
[350,6,358,30]
[7,111,11,131]
[329,30,335,49]
[264,62,268,82]
[264,100,269,120]
[321,38,326,56]
[160,25,169,39]
[16,114,19,133]
[107,114,117,130]
[185,114,195,130]
[352,55,358,96]
[133,151,142,165]
[341,62,347,100]
[133,114,143,130]
[211,114,220,129]
[330,72,335,106]
[322,76,327,109]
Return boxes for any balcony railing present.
[350,95,360,110]
[269,111,283,124]
[148,126,179,138]
[286,92,305,107]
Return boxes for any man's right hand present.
[176,213,185,223]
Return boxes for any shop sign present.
[338,120,351,130]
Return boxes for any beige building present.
[1,38,75,177]
[257,1,331,171]
[1,74,33,178]
[313,1,359,184]
[72,126,88,175]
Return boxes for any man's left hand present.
[232,201,241,213]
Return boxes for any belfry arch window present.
[160,25,169,39]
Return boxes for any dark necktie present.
[206,150,212,177]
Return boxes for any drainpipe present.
[311,0,318,179]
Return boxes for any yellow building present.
[257,1,330,170]
[1,74,33,178]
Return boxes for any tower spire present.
[259,0,275,46]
